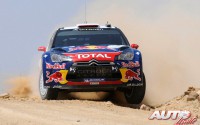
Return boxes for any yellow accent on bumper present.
[59,70,68,84]
[119,68,128,83]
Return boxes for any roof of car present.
[60,23,116,30]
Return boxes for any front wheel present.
[39,71,59,100]
[124,73,146,104]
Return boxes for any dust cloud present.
[5,76,32,98]
[4,55,41,98]
[68,0,200,105]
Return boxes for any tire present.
[39,71,59,100]
[124,73,146,104]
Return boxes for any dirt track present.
[0,97,176,125]
[1,80,199,125]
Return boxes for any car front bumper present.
[43,60,144,90]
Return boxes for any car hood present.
[49,45,132,62]
[51,45,130,53]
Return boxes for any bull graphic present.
[46,71,63,83]
[125,69,141,81]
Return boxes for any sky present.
[0,0,88,81]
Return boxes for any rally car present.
[38,23,146,104]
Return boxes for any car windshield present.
[52,28,128,48]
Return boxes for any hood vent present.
[52,47,67,53]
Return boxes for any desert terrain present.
[0,80,199,125]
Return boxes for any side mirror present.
[131,44,139,49]
[38,46,46,52]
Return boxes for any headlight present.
[51,54,72,62]
[118,52,134,60]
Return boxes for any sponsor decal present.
[53,85,62,88]
[78,28,103,31]
[90,82,99,85]
[149,110,197,125]
[46,71,62,83]
[77,68,112,74]
[67,81,122,85]
[64,52,121,62]
[78,53,111,59]
[125,69,141,81]
[126,83,143,86]
[69,67,76,73]
[46,63,66,69]
[112,66,118,72]
[84,78,105,82]
[68,46,108,52]
[46,70,68,84]
[121,61,140,68]
[119,68,141,82]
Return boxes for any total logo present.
[64,52,121,62]
[78,54,111,59]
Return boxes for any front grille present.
[67,66,121,81]
[76,66,112,78]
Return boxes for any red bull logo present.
[46,71,62,83]
[125,69,141,81]
[46,63,66,69]
[46,70,68,84]
[121,61,140,68]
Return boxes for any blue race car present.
[38,24,146,104]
